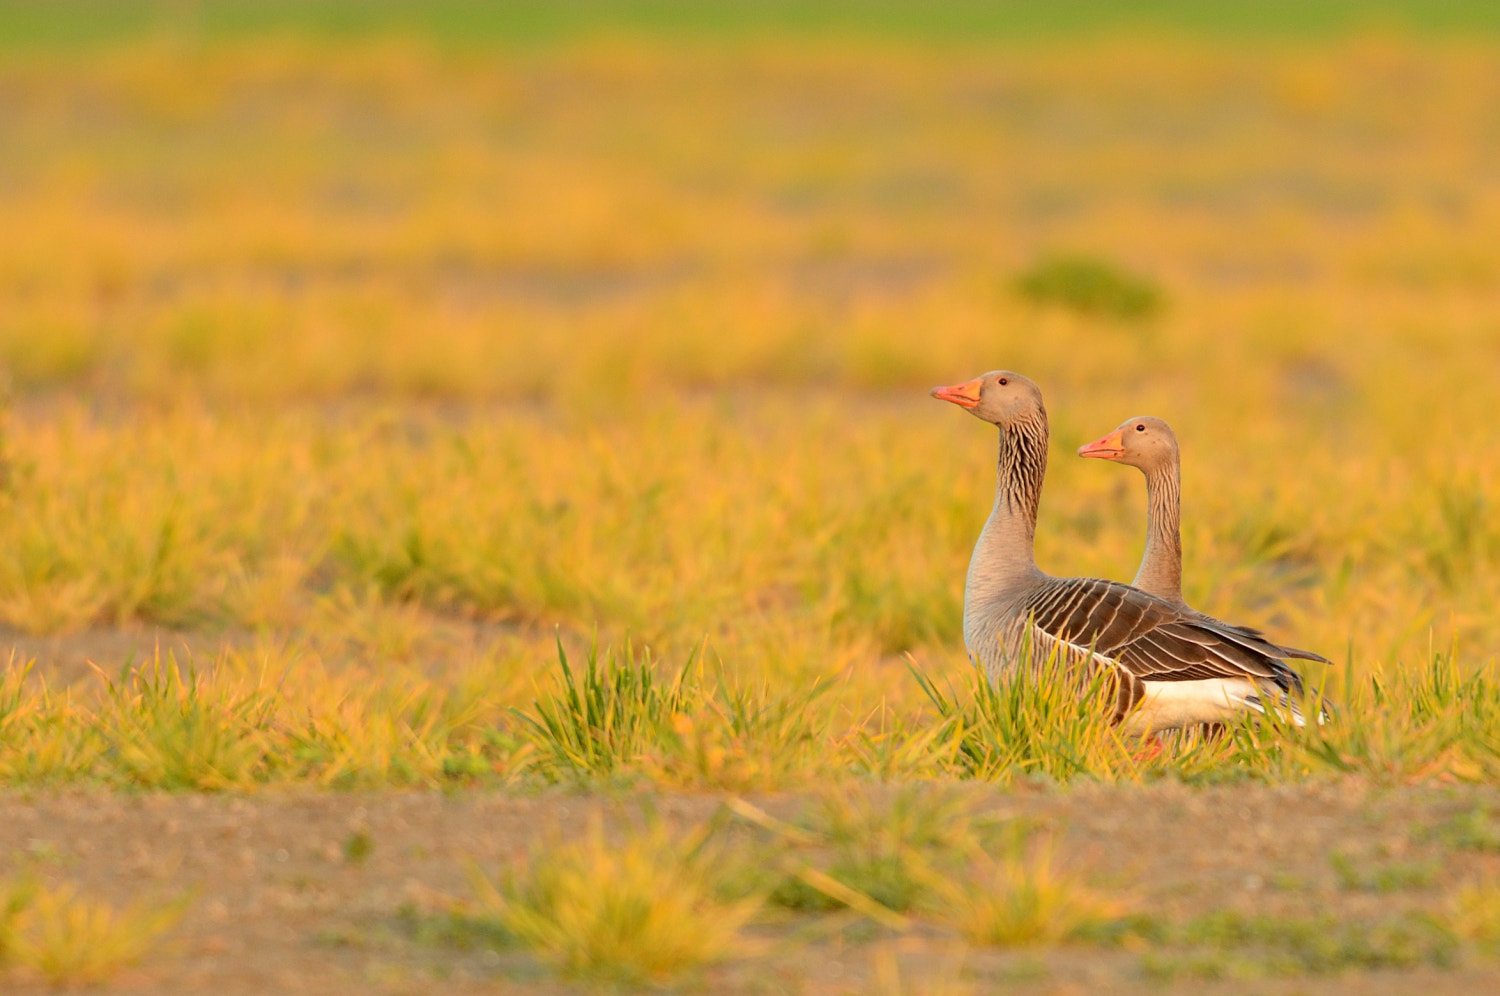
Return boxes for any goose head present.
[930,370,1045,426]
[1077,415,1178,470]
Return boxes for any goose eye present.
[1135,424,1145,431]
[997,377,1008,385]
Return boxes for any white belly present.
[1117,677,1264,735]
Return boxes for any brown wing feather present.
[1192,612,1331,666]
[1024,577,1304,694]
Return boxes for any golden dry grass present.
[468,815,760,983]
[0,878,185,986]
[0,24,1496,790]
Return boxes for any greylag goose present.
[1077,416,1327,665]
[931,371,1315,733]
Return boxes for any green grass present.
[343,830,374,864]
[513,640,829,789]
[394,904,512,954]
[913,649,1144,782]
[1143,910,1459,979]
[1426,806,1500,851]
[762,786,983,915]
[515,639,700,780]
[5,0,1500,51]
[0,651,513,789]
[0,0,1494,798]
[1015,254,1164,320]
[1329,851,1441,893]
[4,639,1500,792]
[97,657,275,790]
[393,792,1500,986]
[0,13,1499,991]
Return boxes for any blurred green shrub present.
[1014,254,1163,319]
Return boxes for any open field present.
[5,786,1500,990]
[6,783,1500,994]
[2,1,1500,991]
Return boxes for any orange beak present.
[930,377,983,409]
[1077,428,1125,460]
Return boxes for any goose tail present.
[1246,683,1334,727]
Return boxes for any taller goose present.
[1076,416,1327,665]
[931,371,1312,733]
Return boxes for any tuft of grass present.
[96,657,274,790]
[1147,910,1458,978]
[395,903,512,953]
[514,640,829,789]
[0,650,517,790]
[1286,653,1500,783]
[1014,254,1163,319]
[934,836,1128,947]
[515,639,700,780]
[652,675,830,791]
[1448,878,1500,951]
[468,816,758,984]
[1426,805,1500,851]
[0,877,36,961]
[912,645,1146,784]
[767,785,980,914]
[1328,851,1440,892]
[343,830,374,865]
[813,787,974,914]
[285,663,506,788]
[1,882,187,986]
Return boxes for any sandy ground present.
[3,781,1499,994]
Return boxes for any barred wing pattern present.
[1021,576,1305,701]
[1202,616,1330,666]
[1269,642,1329,664]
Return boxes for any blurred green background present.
[4,0,1500,48]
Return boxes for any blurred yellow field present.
[3,31,1498,683]
[2,6,1500,990]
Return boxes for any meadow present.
[1,1,1500,991]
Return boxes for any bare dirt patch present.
[2,781,1499,994]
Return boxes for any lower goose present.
[1076,416,1328,666]
[931,371,1316,734]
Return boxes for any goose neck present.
[968,413,1048,598]
[1137,461,1183,601]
